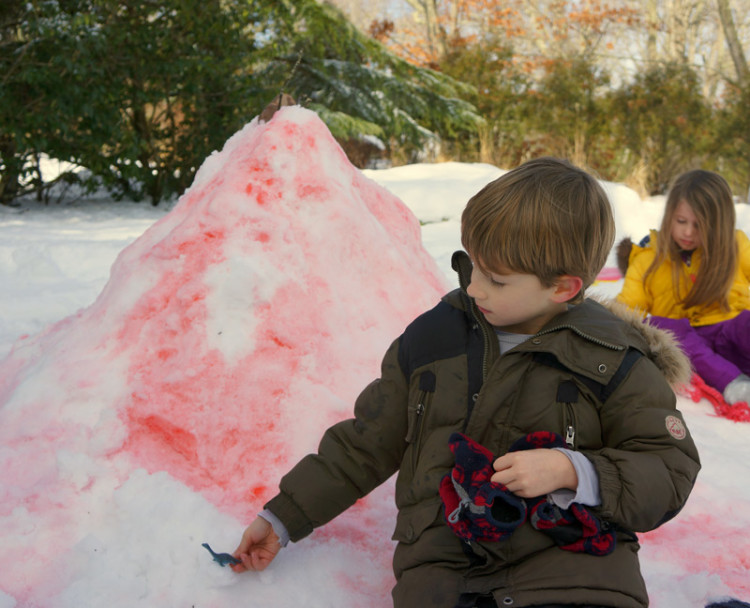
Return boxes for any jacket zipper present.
[475,305,496,381]
[565,424,576,448]
[409,370,436,473]
[411,393,430,472]
[563,403,577,449]
[534,325,624,351]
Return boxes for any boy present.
[232,157,700,608]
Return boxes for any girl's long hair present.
[645,170,737,310]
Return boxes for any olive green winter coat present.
[266,252,700,608]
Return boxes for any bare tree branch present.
[716,0,749,86]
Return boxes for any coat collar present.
[445,250,691,389]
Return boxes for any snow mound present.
[0,107,449,606]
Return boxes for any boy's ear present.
[551,275,583,303]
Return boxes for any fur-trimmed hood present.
[450,248,692,392]
[597,297,692,390]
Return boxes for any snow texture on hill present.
[0,108,447,607]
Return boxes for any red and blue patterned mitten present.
[510,431,616,556]
[439,432,526,542]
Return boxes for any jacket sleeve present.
[264,339,410,542]
[738,230,750,282]
[616,245,653,316]
[584,355,700,533]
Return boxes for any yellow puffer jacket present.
[617,229,750,326]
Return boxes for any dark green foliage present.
[2,0,258,205]
[249,0,481,159]
[713,83,750,199]
[438,39,526,167]
[0,0,46,204]
[0,0,481,205]
[3,0,747,206]
[439,48,617,180]
[519,58,613,172]
[608,63,712,195]
[435,35,745,198]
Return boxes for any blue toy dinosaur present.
[202,542,241,567]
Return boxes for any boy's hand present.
[231,517,281,573]
[491,449,578,498]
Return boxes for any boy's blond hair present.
[461,157,615,304]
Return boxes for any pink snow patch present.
[594,266,622,283]
[111,109,449,517]
[642,513,750,596]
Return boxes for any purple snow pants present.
[648,310,750,393]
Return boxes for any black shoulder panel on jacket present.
[397,299,472,380]
[533,348,642,404]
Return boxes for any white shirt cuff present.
[259,509,290,547]
[549,448,601,508]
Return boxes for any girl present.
[617,169,750,405]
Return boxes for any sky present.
[1,107,749,608]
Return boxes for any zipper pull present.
[405,396,427,443]
[565,425,575,448]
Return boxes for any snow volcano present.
[0,107,449,606]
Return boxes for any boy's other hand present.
[491,449,578,498]
[231,517,281,573]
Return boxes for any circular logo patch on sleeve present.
[665,415,687,440]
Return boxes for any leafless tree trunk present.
[402,0,448,60]
[644,0,659,63]
[716,0,749,86]
[618,0,733,96]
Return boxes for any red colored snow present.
[684,373,750,422]
[110,107,449,518]
[642,513,750,596]
[128,413,199,463]
[0,107,447,604]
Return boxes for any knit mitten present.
[510,431,616,557]
[439,432,527,542]
[529,500,616,556]
[723,374,750,405]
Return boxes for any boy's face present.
[466,263,567,335]
[670,199,702,252]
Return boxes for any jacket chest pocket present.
[405,371,436,472]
